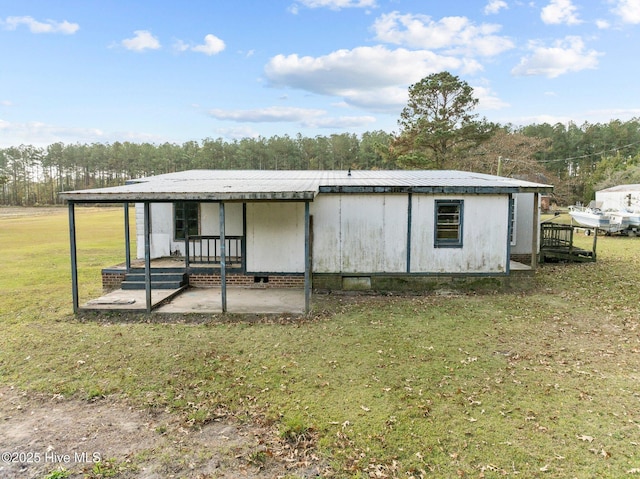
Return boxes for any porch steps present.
[121,270,188,290]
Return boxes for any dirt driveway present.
[0,387,326,479]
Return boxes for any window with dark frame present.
[174,202,199,240]
[509,196,517,246]
[434,200,463,248]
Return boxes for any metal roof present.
[59,169,553,202]
[597,184,640,193]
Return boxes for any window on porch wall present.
[434,200,463,248]
[174,202,199,240]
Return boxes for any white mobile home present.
[595,184,640,213]
[61,170,552,312]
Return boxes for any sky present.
[1,0,640,148]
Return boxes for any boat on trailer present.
[568,201,625,233]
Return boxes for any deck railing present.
[539,222,597,263]
[185,235,243,268]
[541,223,573,248]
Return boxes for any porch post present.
[506,195,513,275]
[219,202,227,313]
[406,193,412,273]
[68,201,79,313]
[304,201,311,314]
[124,202,131,272]
[531,192,540,269]
[144,202,152,313]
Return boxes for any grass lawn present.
[1,207,639,478]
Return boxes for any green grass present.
[1,207,640,477]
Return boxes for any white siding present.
[310,196,341,272]
[136,202,243,259]
[511,193,537,255]
[596,189,640,212]
[246,202,305,273]
[136,203,173,259]
[200,203,243,236]
[135,193,517,275]
[311,194,408,273]
[410,195,508,273]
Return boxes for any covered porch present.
[64,196,314,314]
[66,199,312,314]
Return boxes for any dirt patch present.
[0,387,326,479]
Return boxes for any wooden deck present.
[540,223,596,263]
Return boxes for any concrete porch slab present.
[82,286,305,315]
[82,288,183,311]
[155,287,305,314]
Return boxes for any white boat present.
[568,202,624,233]
[607,209,640,227]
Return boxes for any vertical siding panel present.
[378,195,409,272]
[246,202,305,273]
[145,203,172,259]
[340,196,381,272]
[201,203,243,236]
[511,193,535,256]
[410,195,508,273]
[310,196,342,273]
[312,194,408,273]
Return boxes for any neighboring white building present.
[61,170,552,312]
[596,184,640,213]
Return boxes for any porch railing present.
[541,223,573,249]
[185,235,243,268]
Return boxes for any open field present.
[1,207,639,478]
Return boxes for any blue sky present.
[1,0,640,147]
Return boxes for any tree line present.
[2,72,640,207]
[0,132,393,206]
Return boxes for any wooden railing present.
[540,223,597,263]
[185,235,243,267]
[541,223,573,249]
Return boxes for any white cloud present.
[291,0,376,11]
[174,34,226,55]
[264,45,482,111]
[0,118,170,147]
[508,114,574,126]
[1,100,13,107]
[209,106,327,123]
[192,34,226,55]
[215,126,261,140]
[510,108,640,127]
[596,19,611,29]
[372,12,514,57]
[303,115,377,129]
[540,0,581,25]
[333,86,410,112]
[484,1,508,15]
[2,16,79,34]
[585,107,640,120]
[473,85,510,110]
[121,30,161,52]
[173,39,189,53]
[612,0,640,23]
[0,120,105,147]
[511,36,601,78]
[208,106,376,129]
